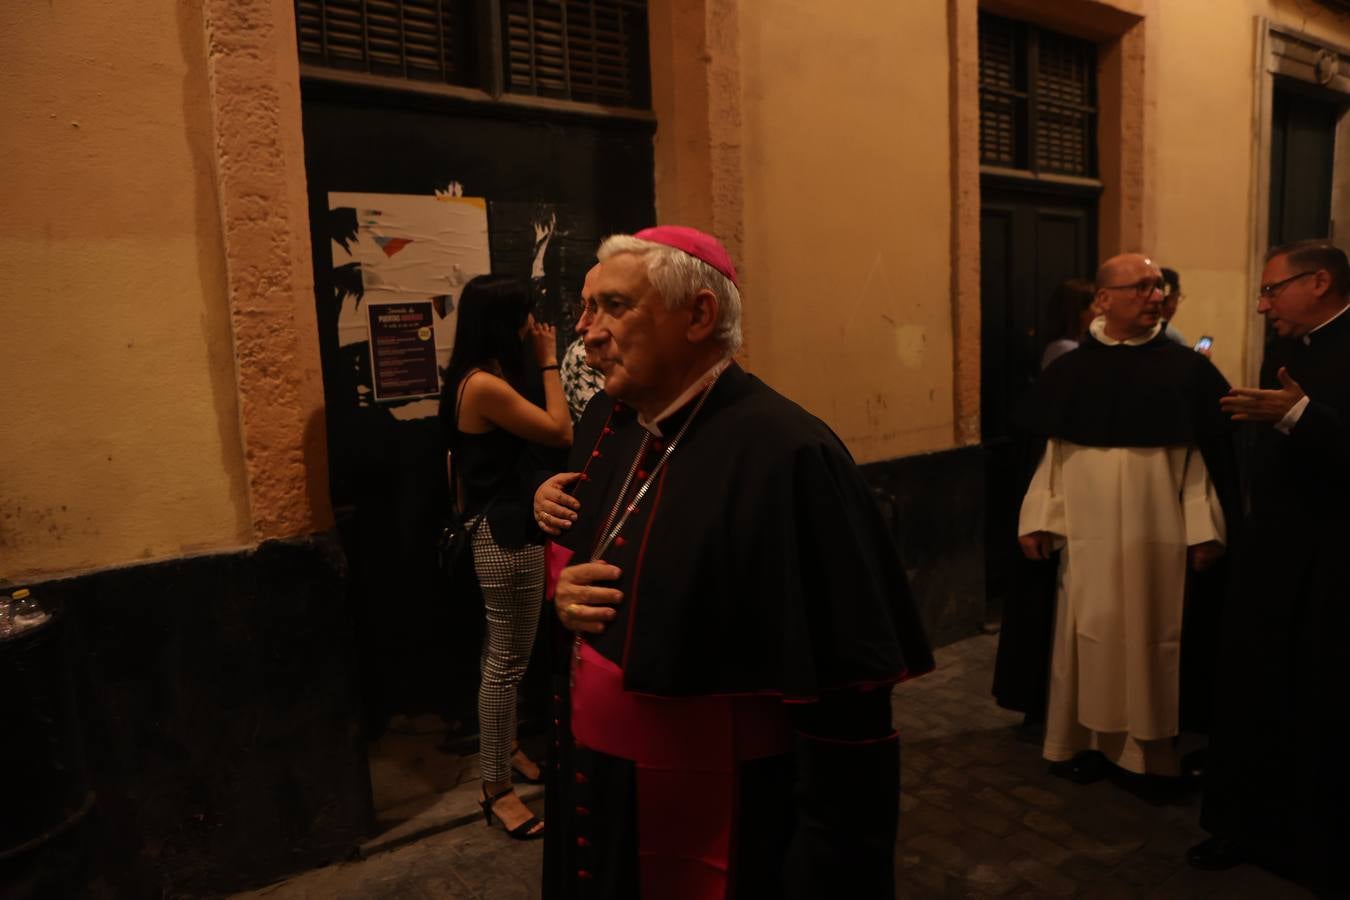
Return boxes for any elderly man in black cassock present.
[1190,240,1350,894]
[530,226,933,900]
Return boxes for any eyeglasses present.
[1101,277,1166,296]
[1258,270,1316,299]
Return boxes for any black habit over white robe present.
[1014,319,1235,775]
[540,362,934,900]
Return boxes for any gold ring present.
[565,603,580,616]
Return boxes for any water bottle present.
[10,589,48,633]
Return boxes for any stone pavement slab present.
[228,634,1315,899]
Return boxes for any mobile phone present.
[1193,335,1213,352]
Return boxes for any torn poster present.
[327,191,492,417]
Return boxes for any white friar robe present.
[1018,322,1227,775]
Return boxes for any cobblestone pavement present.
[230,634,1312,899]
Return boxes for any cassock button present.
[580,473,590,482]
[574,772,589,785]
[575,805,590,816]
[602,427,614,436]
[553,694,562,703]
[577,870,594,881]
[576,837,591,848]
[553,718,560,727]
[591,450,602,459]
[636,469,648,481]
[613,536,626,548]
[613,402,624,411]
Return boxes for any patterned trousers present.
[470,518,545,784]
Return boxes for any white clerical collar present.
[1089,315,1162,346]
[639,357,733,436]
[1302,302,1350,345]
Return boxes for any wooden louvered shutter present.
[294,0,476,86]
[978,13,1097,178]
[502,0,650,108]
[978,16,1027,169]
[1033,31,1096,176]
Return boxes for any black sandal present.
[480,786,544,841]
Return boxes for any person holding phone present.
[439,274,572,841]
[1160,267,1188,346]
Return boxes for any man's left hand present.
[1188,540,1224,572]
[1220,367,1305,423]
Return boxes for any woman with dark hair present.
[439,274,571,841]
[1040,278,1098,369]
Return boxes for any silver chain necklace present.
[590,375,720,561]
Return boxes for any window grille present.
[979,13,1097,178]
[295,0,476,86]
[502,0,649,107]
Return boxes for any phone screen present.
[1193,336,1213,352]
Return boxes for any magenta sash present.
[571,641,793,899]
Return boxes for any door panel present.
[1270,81,1339,246]
[980,184,1096,610]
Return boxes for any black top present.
[552,363,934,698]
[438,374,544,549]
[1014,328,1232,446]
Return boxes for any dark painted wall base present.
[0,448,982,897]
[0,533,372,898]
[861,445,986,649]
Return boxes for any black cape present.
[1202,310,1350,892]
[993,331,1239,732]
[542,363,934,900]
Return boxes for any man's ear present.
[1313,268,1334,298]
[686,289,720,342]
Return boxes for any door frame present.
[1249,20,1350,385]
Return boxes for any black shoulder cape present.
[1013,330,1232,447]
[552,363,934,699]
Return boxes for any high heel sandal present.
[480,786,544,841]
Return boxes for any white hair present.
[596,234,743,353]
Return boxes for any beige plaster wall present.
[738,0,956,463]
[1149,0,1350,385]
[0,2,251,578]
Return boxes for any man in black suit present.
[1191,240,1350,895]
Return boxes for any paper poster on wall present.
[327,190,491,418]
[366,300,441,402]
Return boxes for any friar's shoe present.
[1186,836,1246,871]
[1180,747,1208,781]
[1048,750,1110,785]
